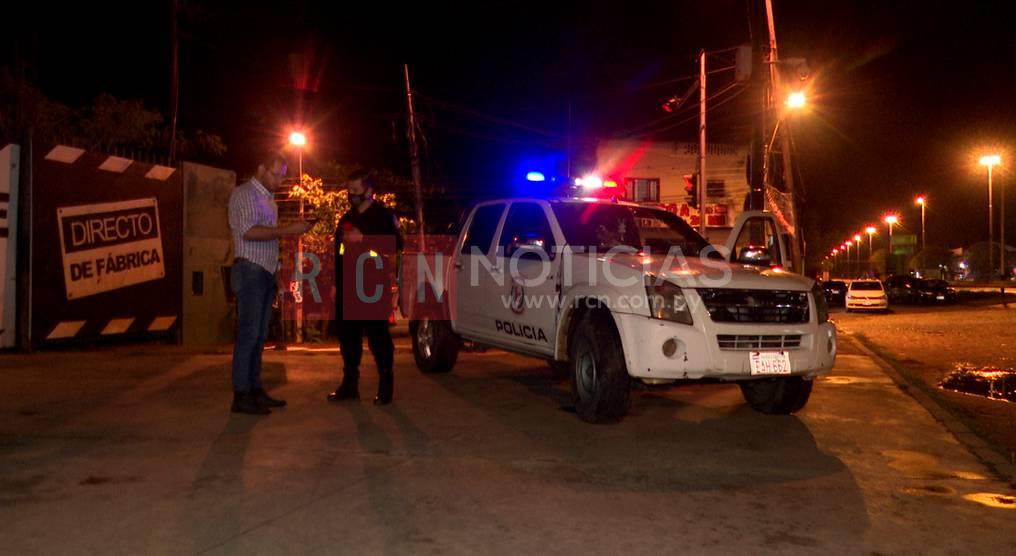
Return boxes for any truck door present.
[725,211,796,272]
[492,201,560,355]
[452,202,507,339]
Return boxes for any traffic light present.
[683,174,699,209]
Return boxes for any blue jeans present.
[231,260,277,393]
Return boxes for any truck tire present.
[739,377,813,415]
[568,311,631,423]
[410,319,459,373]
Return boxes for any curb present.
[845,333,1016,487]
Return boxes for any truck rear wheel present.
[739,377,813,415]
[411,319,459,373]
[568,311,631,423]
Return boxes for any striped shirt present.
[228,178,279,274]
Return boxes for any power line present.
[630,85,748,138]
[616,81,744,137]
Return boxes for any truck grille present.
[697,289,810,324]
[717,334,803,350]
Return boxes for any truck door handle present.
[454,261,463,270]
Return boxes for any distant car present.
[885,275,922,304]
[846,279,889,312]
[822,280,847,306]
[917,279,958,304]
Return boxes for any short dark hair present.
[348,168,376,190]
[263,151,288,171]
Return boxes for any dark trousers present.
[231,260,277,392]
[338,319,394,374]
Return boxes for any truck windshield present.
[551,202,712,257]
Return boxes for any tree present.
[908,245,952,272]
[0,68,225,160]
[966,242,996,281]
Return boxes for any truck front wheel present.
[739,377,813,415]
[568,312,631,423]
[410,319,459,373]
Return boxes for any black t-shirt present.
[335,201,403,256]
[334,202,402,314]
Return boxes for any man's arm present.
[243,223,310,241]
[229,187,313,241]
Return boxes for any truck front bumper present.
[612,313,837,381]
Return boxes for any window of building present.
[706,179,726,198]
[624,178,660,202]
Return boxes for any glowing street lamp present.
[915,196,927,255]
[884,214,899,268]
[979,154,1003,278]
[865,226,877,259]
[288,130,309,343]
[853,234,863,275]
[288,131,308,177]
[786,91,807,110]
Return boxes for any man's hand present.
[282,220,315,236]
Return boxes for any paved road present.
[2,335,1015,554]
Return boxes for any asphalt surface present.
[2,333,1016,554]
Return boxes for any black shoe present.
[253,388,286,408]
[328,371,360,401]
[374,371,393,405]
[232,392,270,415]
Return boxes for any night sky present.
[6,0,1016,253]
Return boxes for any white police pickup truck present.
[404,197,836,423]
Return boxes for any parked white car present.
[845,279,889,312]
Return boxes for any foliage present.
[0,67,225,160]
[287,171,408,253]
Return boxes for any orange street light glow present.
[884,214,898,225]
[854,234,862,242]
[865,226,877,235]
[979,154,1001,166]
[786,91,806,109]
[288,131,307,147]
[916,196,925,205]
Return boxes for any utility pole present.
[747,0,768,212]
[168,0,179,165]
[698,49,707,237]
[403,64,425,249]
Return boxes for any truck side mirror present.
[509,233,552,261]
[737,245,772,267]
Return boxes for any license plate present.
[936,295,945,300]
[750,351,792,375]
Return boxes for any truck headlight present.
[811,283,829,323]
[646,281,693,325]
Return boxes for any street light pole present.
[288,131,307,344]
[884,215,898,275]
[980,155,1000,279]
[1001,175,1006,279]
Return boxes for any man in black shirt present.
[328,170,402,405]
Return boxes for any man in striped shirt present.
[228,153,313,415]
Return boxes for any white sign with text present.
[57,198,165,300]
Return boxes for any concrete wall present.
[0,145,18,349]
[182,162,236,344]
